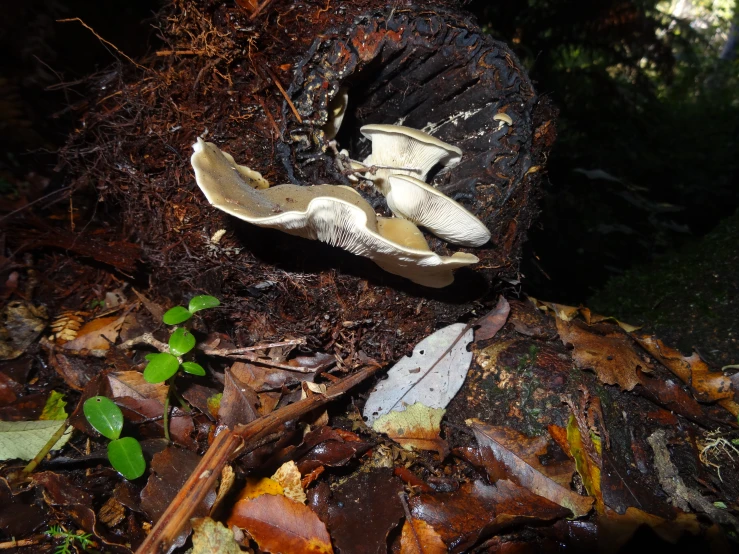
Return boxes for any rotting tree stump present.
[61,0,555,361]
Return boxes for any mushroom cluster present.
[191,103,491,287]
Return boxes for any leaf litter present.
[1,265,738,554]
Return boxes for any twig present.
[200,350,326,373]
[57,18,147,71]
[118,332,169,353]
[134,364,382,554]
[204,338,306,355]
[0,536,46,550]
[263,65,302,123]
[20,421,71,478]
[255,95,282,139]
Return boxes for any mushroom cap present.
[220,151,270,189]
[359,124,463,193]
[385,174,491,247]
[191,138,478,287]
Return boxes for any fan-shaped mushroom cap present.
[322,87,349,140]
[191,139,478,287]
[359,124,462,193]
[220,151,270,189]
[385,174,491,247]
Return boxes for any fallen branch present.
[134,363,381,554]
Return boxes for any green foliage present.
[169,328,196,356]
[189,294,221,313]
[163,306,192,325]
[46,524,94,554]
[144,295,220,383]
[181,361,206,376]
[83,396,145,479]
[40,391,68,421]
[83,396,123,440]
[144,352,180,383]
[108,437,146,480]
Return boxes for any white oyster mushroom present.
[359,124,462,194]
[386,174,491,247]
[191,139,478,288]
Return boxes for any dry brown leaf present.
[556,319,652,391]
[235,477,284,501]
[410,479,570,552]
[634,335,738,415]
[63,314,125,352]
[272,460,306,504]
[400,518,447,554]
[228,493,333,553]
[468,419,593,518]
[474,296,510,342]
[108,371,168,405]
[373,403,447,457]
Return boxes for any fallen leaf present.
[314,467,403,554]
[62,314,125,352]
[474,296,510,341]
[228,493,333,553]
[236,477,284,501]
[108,371,168,405]
[0,420,72,461]
[39,390,68,421]
[231,360,315,392]
[556,319,652,391]
[0,301,47,360]
[372,402,447,457]
[218,367,260,430]
[468,419,592,518]
[272,460,306,504]
[296,426,374,473]
[363,323,473,426]
[400,518,447,554]
[567,414,603,512]
[634,335,737,414]
[191,517,242,554]
[410,480,570,553]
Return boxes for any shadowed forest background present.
[2,0,737,354]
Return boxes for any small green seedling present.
[46,524,94,554]
[142,295,219,441]
[83,396,145,479]
[144,295,219,383]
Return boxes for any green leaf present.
[145,353,157,361]
[143,352,180,383]
[188,295,220,313]
[83,396,123,440]
[0,420,72,461]
[163,306,192,325]
[108,437,146,479]
[40,391,68,421]
[169,328,196,356]
[181,361,206,376]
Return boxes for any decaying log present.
[61,0,555,360]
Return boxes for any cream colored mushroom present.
[322,87,349,140]
[191,139,478,288]
[220,150,269,189]
[359,124,462,194]
[385,174,491,247]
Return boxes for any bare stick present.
[118,333,169,353]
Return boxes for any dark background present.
[2,0,737,309]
